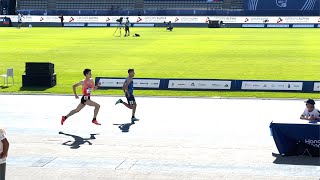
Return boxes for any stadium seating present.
[144,0,224,10]
[56,0,136,11]
[16,0,243,15]
[18,0,48,10]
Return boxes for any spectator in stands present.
[59,14,64,27]
[300,99,320,121]
[0,128,9,180]
[124,17,130,37]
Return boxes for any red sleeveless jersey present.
[82,79,94,96]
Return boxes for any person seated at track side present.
[300,99,320,121]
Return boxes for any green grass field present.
[0,27,320,98]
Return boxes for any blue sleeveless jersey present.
[125,78,134,95]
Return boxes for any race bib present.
[86,87,92,95]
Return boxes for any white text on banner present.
[241,81,303,91]
[168,80,231,90]
[313,82,320,91]
[99,78,160,88]
[2,15,320,24]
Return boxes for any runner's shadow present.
[19,86,51,91]
[113,122,135,133]
[59,131,98,149]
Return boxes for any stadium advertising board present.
[241,81,303,91]
[168,80,232,90]
[292,24,314,28]
[267,24,290,27]
[142,16,167,23]
[313,82,320,91]
[3,15,320,24]
[242,24,265,27]
[96,78,318,92]
[98,78,161,89]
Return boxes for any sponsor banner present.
[110,24,124,27]
[168,80,231,90]
[87,23,108,27]
[313,82,320,91]
[211,16,237,23]
[133,23,154,27]
[282,17,312,23]
[2,15,320,24]
[242,24,265,27]
[242,17,278,23]
[96,78,318,92]
[242,17,320,24]
[39,16,61,23]
[179,16,202,23]
[136,16,206,23]
[64,23,85,27]
[305,139,320,148]
[64,16,111,23]
[142,16,167,23]
[134,79,161,88]
[99,79,124,88]
[241,81,303,91]
[71,16,99,23]
[267,24,290,27]
[98,78,160,89]
[292,24,314,28]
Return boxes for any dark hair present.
[305,99,315,105]
[83,69,91,76]
[128,69,134,73]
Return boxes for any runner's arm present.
[93,79,100,90]
[72,81,83,98]
[122,78,132,95]
[0,138,9,158]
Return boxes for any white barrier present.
[2,15,320,24]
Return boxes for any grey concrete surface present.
[0,95,319,180]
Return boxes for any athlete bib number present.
[84,96,89,100]
[86,88,92,95]
[129,101,134,105]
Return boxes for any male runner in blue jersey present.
[115,69,139,123]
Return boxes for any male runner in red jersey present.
[61,69,101,125]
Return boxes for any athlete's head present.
[305,99,315,111]
[83,68,92,78]
[128,69,135,77]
